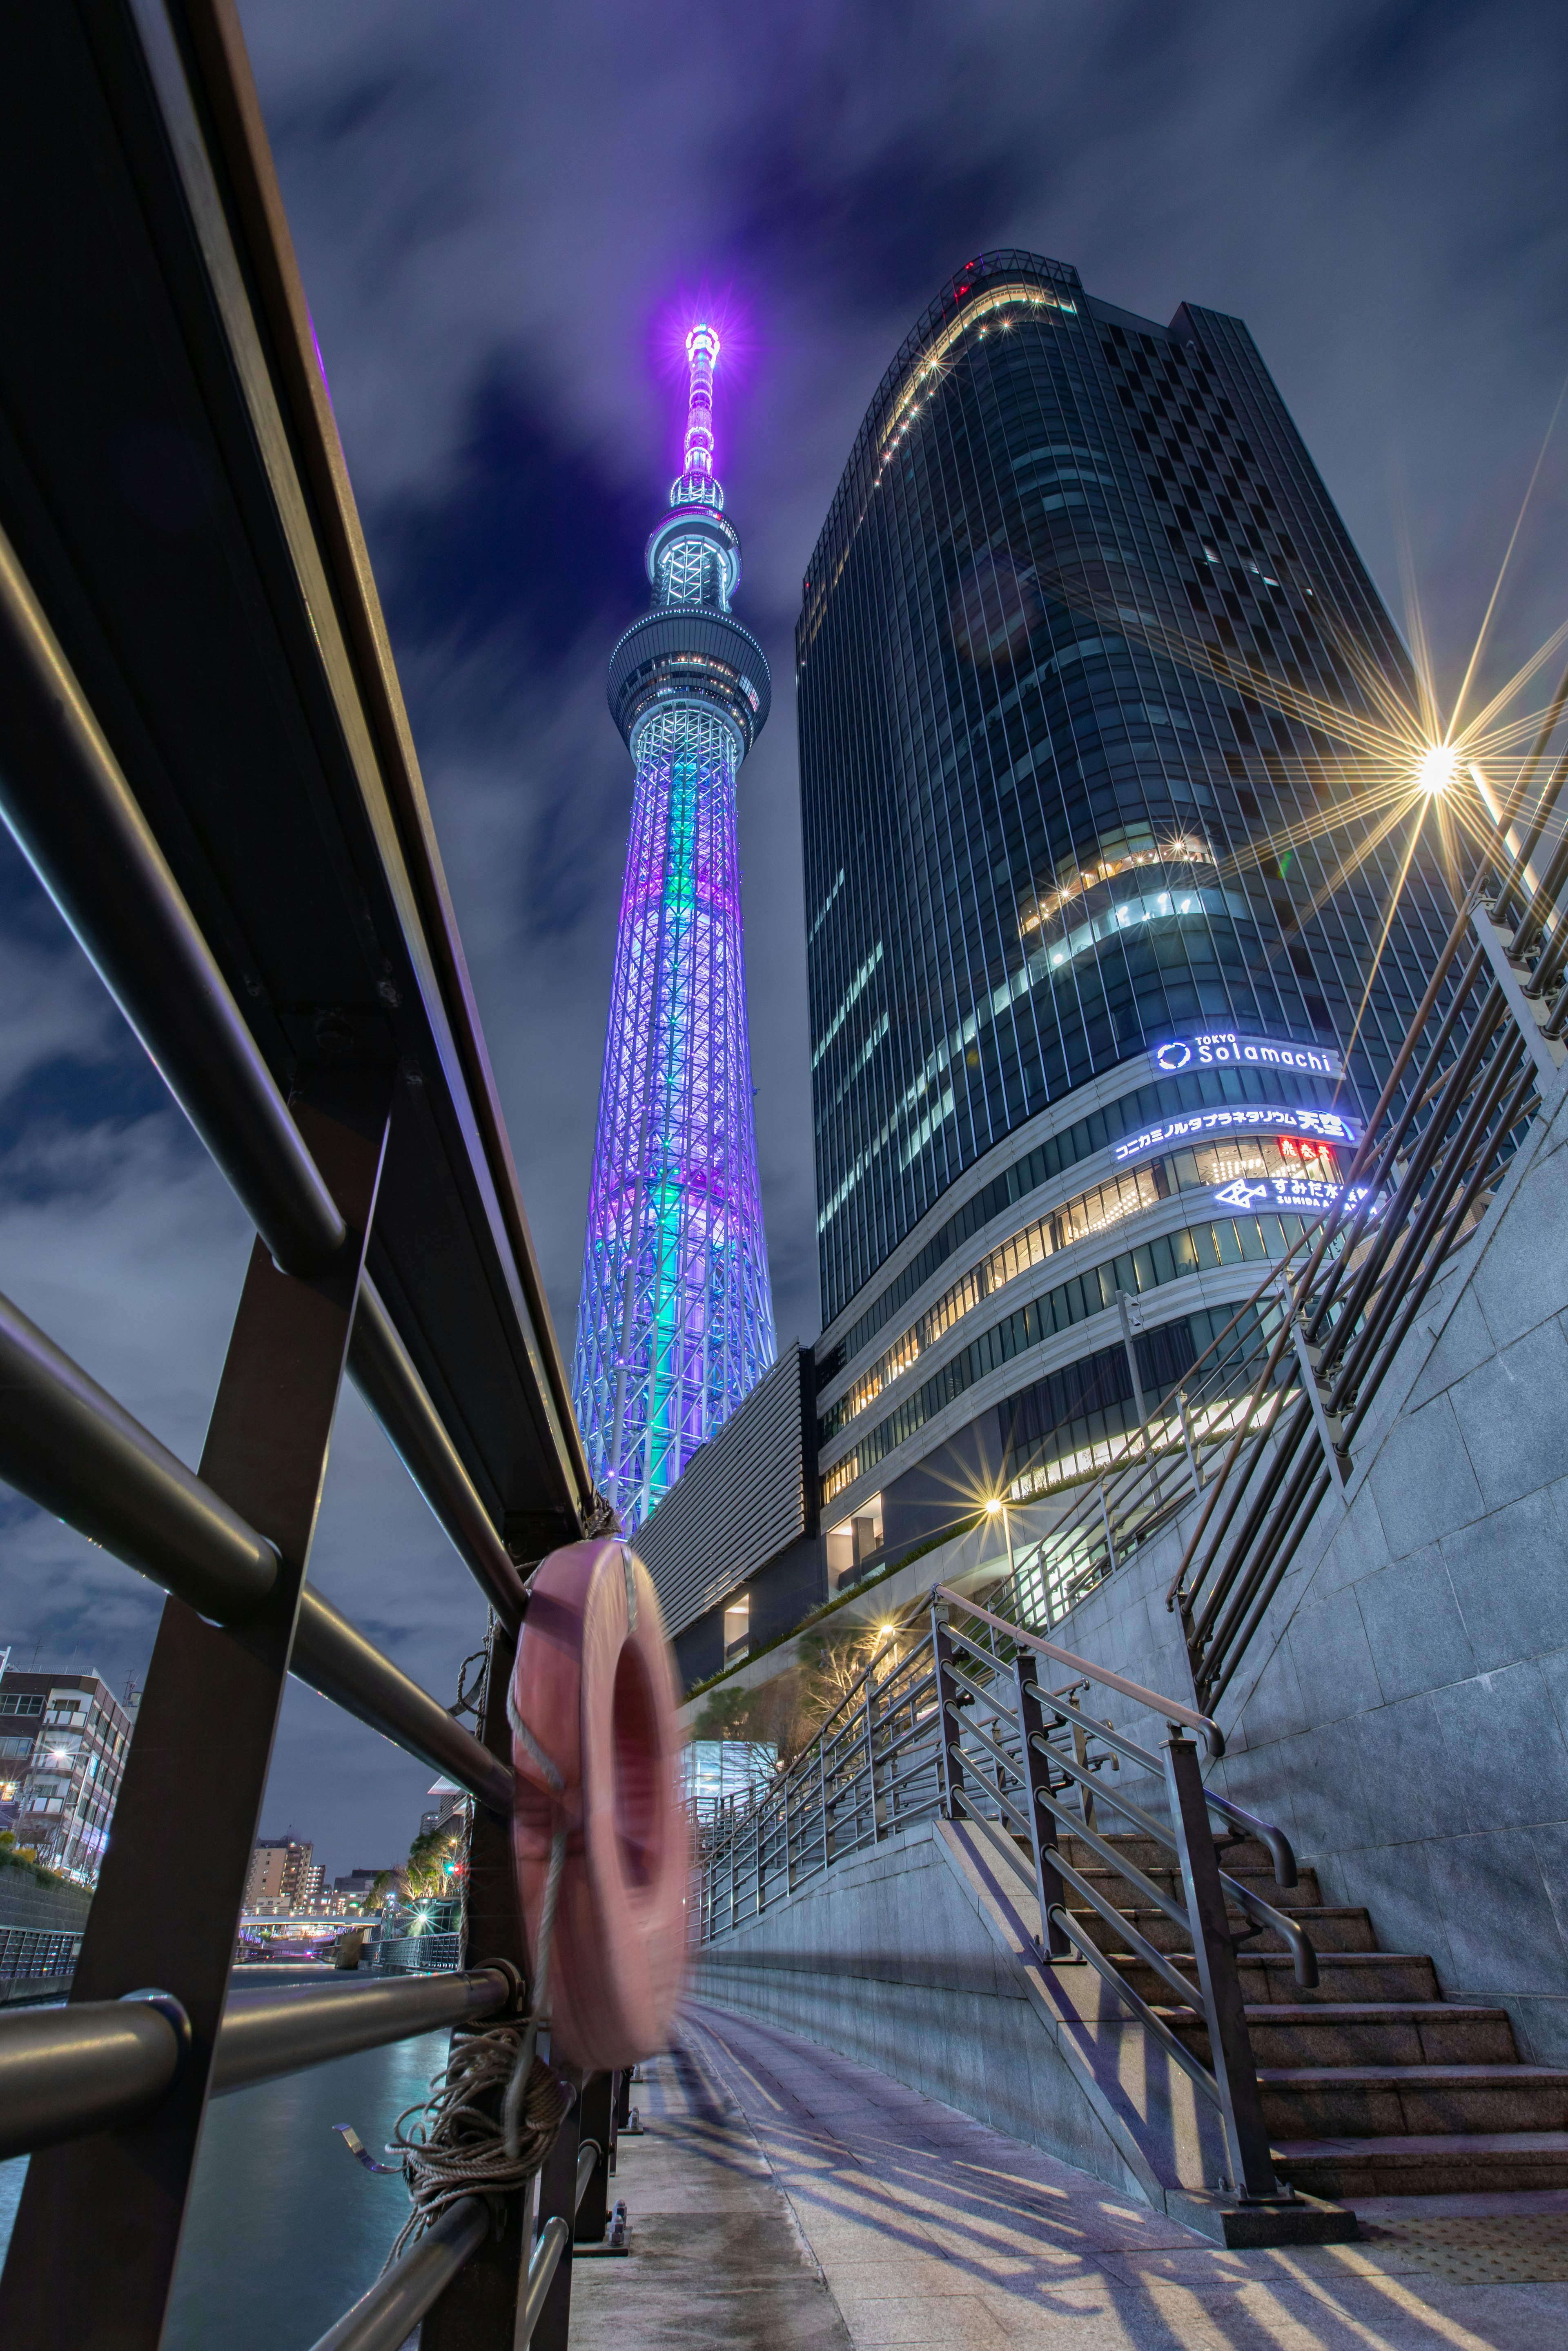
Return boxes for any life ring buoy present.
[509,1538,687,2070]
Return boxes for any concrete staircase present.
[1056,1827,1568,2197]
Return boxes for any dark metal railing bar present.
[1343,1055,1540,1434]
[1490,658,1568,924]
[1204,1791,1298,1886]
[1186,1393,1318,1662]
[1216,1874,1318,1988]
[0,1993,188,2162]
[1047,1905,1223,2101]
[517,2217,570,2349]
[0,1072,392,2348]
[1169,1324,1305,1626]
[308,2197,490,2351]
[1031,1736,1178,1855]
[1506,748,1568,959]
[0,1968,514,2163]
[1194,1406,1326,1687]
[0,522,345,1277]
[0,1284,280,1624]
[1037,1845,1202,2008]
[291,1589,513,1814]
[948,1745,1034,1841]
[348,1279,526,1630]
[1027,1690,1168,1780]
[1032,1786,1191,1933]
[1310,980,1510,1372]
[948,1703,1027,1791]
[1330,1023,1527,1411]
[944,1656,1022,1721]
[212,1966,512,2096]
[0,1267,510,1811]
[1203,1463,1334,1710]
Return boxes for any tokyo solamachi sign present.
[1152,1029,1343,1080]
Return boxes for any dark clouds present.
[0,0,1562,1873]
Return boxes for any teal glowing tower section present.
[573,324,776,1531]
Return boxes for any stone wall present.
[0,1860,92,1935]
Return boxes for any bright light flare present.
[1418,745,1457,795]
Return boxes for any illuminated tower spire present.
[573,323,776,1532]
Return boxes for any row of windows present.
[820,1206,1314,1507]
[816,1056,1337,1377]
[818,1129,1335,1443]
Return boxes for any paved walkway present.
[573,2001,1568,2350]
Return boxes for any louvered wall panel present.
[633,1349,808,1636]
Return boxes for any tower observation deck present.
[573,324,776,1532]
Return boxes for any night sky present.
[0,0,1564,1876]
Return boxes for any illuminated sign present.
[1212,1176,1375,1217]
[1113,1104,1359,1167]
[1152,1029,1343,1080]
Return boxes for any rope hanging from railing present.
[381,2024,567,2266]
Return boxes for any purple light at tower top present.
[571,322,776,1533]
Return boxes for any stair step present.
[1159,2001,1520,2068]
[1274,2131,1568,2198]
[1072,1903,1376,1955]
[1258,2065,1568,2138]
[1113,1949,1442,2004]
[1067,1863,1325,1913]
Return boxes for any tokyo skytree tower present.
[572,323,776,1532]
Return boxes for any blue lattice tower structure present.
[572,324,776,1532]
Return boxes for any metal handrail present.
[348,1280,528,1629]
[0,523,346,1280]
[0,1267,511,1813]
[0,1969,515,2160]
[934,1586,1224,1755]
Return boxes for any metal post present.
[573,2073,613,2244]
[423,1618,532,2350]
[819,1732,830,1868]
[1116,1288,1152,1456]
[0,1069,391,2345]
[1162,1733,1281,2203]
[1069,1697,1098,1836]
[1014,1652,1070,1959]
[863,1678,880,1841]
[754,1797,764,1918]
[1097,1480,1118,1572]
[1177,1389,1203,1499]
[931,1600,966,1819]
[528,2056,584,2351]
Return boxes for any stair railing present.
[694,1576,1311,2209]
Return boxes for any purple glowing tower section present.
[574,324,776,1531]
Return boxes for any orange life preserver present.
[509,1537,687,2070]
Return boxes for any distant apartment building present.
[0,1667,136,1881]
[243,1837,316,1911]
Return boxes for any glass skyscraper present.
[801,251,1449,1560]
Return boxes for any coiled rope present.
[382,2027,565,2266]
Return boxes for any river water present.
[0,1967,453,2348]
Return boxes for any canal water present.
[0,1968,453,2348]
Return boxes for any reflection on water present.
[0,1968,451,2351]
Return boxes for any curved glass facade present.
[799,250,1450,1332]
